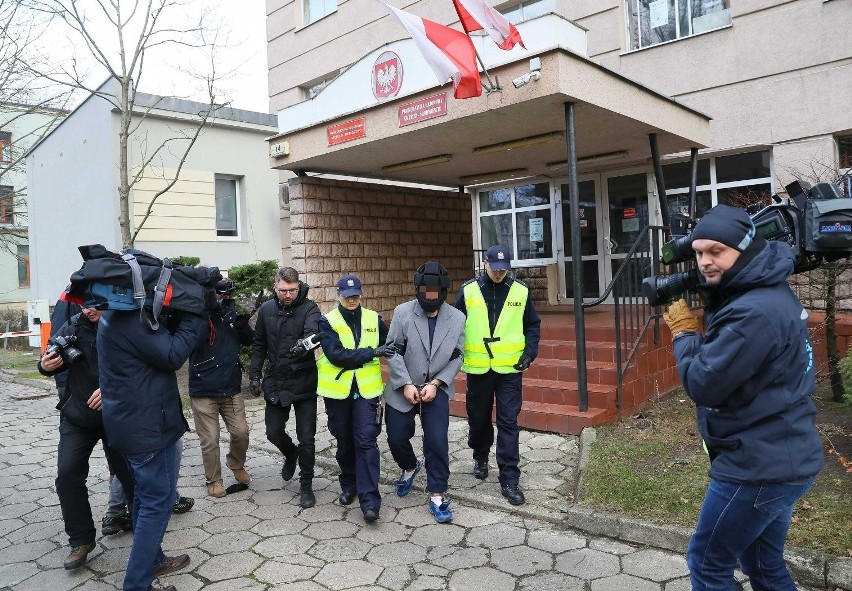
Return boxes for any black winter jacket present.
[189,300,254,398]
[97,310,207,455]
[38,313,103,430]
[49,298,82,391]
[673,239,824,484]
[250,282,321,406]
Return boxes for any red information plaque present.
[327,118,367,145]
[398,93,447,127]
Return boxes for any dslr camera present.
[642,180,852,306]
[45,334,84,365]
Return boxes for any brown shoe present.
[64,542,96,570]
[154,553,190,577]
[232,468,251,485]
[207,483,227,498]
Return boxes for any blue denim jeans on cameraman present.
[123,443,177,591]
[107,436,184,518]
[687,476,816,591]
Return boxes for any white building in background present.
[27,79,283,304]
[0,104,65,308]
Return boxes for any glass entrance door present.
[557,171,651,303]
[557,178,604,302]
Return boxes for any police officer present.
[455,244,540,506]
[317,274,394,522]
[38,305,134,570]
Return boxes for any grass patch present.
[16,371,50,381]
[579,390,852,557]
[0,349,40,370]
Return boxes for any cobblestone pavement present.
[0,381,814,591]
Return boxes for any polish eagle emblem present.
[372,51,403,100]
[377,64,397,95]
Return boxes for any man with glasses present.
[250,267,321,508]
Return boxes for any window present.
[0,131,10,162]
[478,182,553,263]
[214,176,240,238]
[500,0,554,24]
[0,186,13,225]
[625,0,731,51]
[839,135,852,170]
[303,75,337,100]
[661,149,772,217]
[17,245,29,288]
[303,0,336,25]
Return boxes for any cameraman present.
[37,306,134,570]
[662,205,823,591]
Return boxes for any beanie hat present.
[690,204,755,252]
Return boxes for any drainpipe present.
[564,102,588,413]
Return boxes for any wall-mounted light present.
[545,150,629,171]
[473,131,563,155]
[459,168,531,186]
[380,154,452,174]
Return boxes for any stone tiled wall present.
[513,265,549,309]
[288,176,474,316]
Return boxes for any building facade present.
[265,0,852,313]
[0,105,65,308]
[27,80,283,304]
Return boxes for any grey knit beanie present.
[690,204,755,252]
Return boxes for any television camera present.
[642,180,852,306]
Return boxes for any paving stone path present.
[0,381,811,590]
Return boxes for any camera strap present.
[120,253,173,330]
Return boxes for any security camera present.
[511,71,541,89]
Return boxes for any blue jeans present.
[687,476,816,591]
[124,444,178,591]
[107,437,183,517]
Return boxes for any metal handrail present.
[582,225,667,408]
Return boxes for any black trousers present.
[325,395,382,512]
[265,397,317,487]
[466,371,523,486]
[56,417,134,546]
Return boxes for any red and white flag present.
[382,2,482,99]
[451,0,524,50]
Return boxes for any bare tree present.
[0,0,70,259]
[22,0,230,247]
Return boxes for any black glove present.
[513,353,532,371]
[372,342,397,358]
[233,313,251,328]
[249,379,262,397]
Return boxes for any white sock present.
[404,469,415,479]
[430,494,443,505]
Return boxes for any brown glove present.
[663,299,699,337]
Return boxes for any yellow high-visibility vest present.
[317,307,383,399]
[461,280,527,374]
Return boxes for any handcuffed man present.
[662,204,824,591]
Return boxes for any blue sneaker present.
[395,460,421,497]
[429,497,453,523]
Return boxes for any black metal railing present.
[581,224,693,408]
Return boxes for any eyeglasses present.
[275,287,299,295]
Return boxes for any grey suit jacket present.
[384,300,466,413]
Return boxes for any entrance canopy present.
[269,15,711,187]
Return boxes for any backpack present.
[64,244,222,329]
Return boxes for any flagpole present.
[471,42,500,93]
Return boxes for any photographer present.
[662,204,823,591]
[37,306,134,570]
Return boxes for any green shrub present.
[170,255,201,266]
[840,347,852,407]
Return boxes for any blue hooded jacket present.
[673,239,824,484]
[97,310,207,455]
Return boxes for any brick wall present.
[288,176,474,316]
